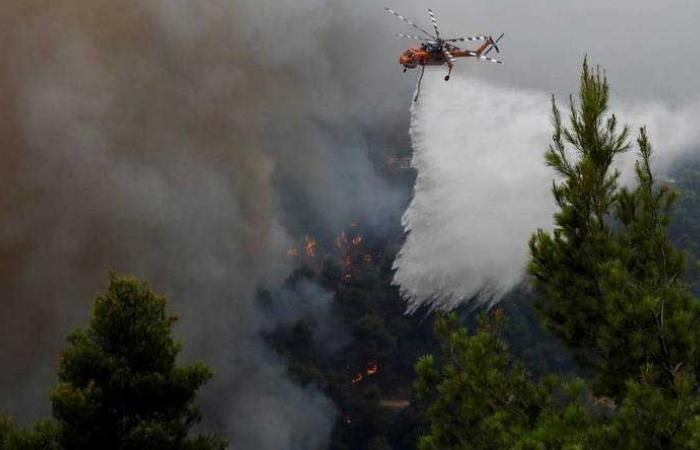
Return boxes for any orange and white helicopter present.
[385,6,504,100]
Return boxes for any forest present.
[4,61,700,449]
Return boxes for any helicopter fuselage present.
[399,44,485,70]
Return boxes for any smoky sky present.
[389,0,700,102]
[1,0,699,448]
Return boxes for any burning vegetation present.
[304,235,317,258]
[286,226,377,284]
[351,361,379,385]
[264,214,442,449]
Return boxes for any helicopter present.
[385,7,504,100]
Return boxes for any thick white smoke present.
[394,70,700,311]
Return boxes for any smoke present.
[394,71,700,311]
[0,0,405,448]
[260,279,350,353]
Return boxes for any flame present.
[343,255,353,283]
[286,247,300,257]
[593,396,616,409]
[331,226,369,284]
[350,361,379,384]
[366,362,378,376]
[304,235,317,258]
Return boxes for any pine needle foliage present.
[530,58,700,399]
[414,312,556,450]
[49,272,227,450]
[529,59,629,359]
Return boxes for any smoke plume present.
[0,0,406,448]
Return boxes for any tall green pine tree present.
[528,59,629,361]
[50,273,227,450]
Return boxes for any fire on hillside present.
[286,226,378,284]
[351,361,379,385]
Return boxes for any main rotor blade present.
[478,55,503,64]
[444,42,462,51]
[385,7,435,38]
[397,33,429,41]
[427,9,441,38]
[445,35,488,42]
[464,51,503,64]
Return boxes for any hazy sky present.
[382,0,700,103]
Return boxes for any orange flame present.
[366,362,378,376]
[350,362,379,385]
[287,247,300,257]
[304,235,317,258]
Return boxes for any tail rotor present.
[484,33,504,56]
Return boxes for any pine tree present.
[593,129,700,397]
[414,312,555,450]
[0,415,60,450]
[50,273,227,450]
[0,415,11,450]
[529,60,700,399]
[528,59,629,362]
[414,313,595,450]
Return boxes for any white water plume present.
[394,70,700,311]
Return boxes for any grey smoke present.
[260,279,350,353]
[0,0,402,448]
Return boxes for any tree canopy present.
[49,272,226,450]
